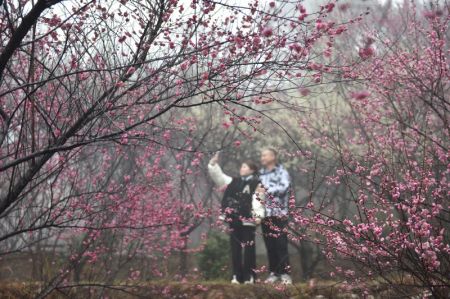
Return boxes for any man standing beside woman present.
[259,148,292,284]
[207,148,292,285]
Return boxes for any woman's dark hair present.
[242,160,259,174]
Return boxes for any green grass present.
[0,280,331,299]
[0,279,432,299]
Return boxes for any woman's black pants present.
[229,224,256,282]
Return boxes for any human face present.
[260,149,276,167]
[240,163,254,177]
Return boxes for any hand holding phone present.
[210,152,220,165]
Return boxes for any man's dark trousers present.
[262,216,290,275]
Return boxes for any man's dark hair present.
[242,160,259,174]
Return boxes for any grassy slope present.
[0,280,427,299]
[0,281,343,299]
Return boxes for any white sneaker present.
[264,272,279,283]
[280,274,292,285]
[231,275,239,284]
[244,276,254,284]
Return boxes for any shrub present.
[198,232,230,280]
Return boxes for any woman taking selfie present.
[208,152,265,284]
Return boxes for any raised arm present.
[207,153,232,188]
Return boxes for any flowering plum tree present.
[0,0,358,295]
[289,2,449,297]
